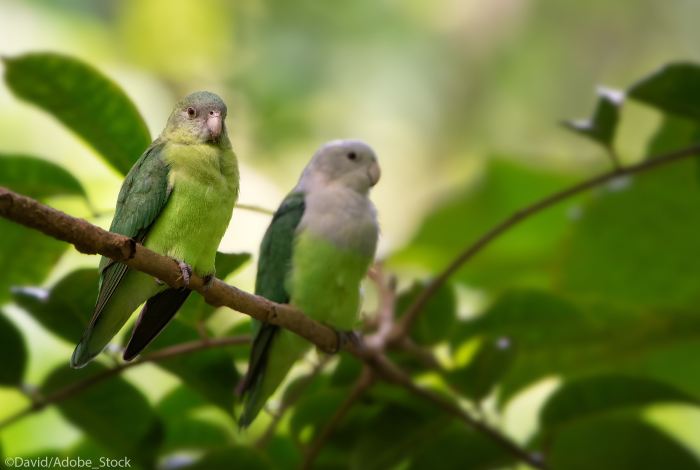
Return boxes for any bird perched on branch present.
[71,91,239,368]
[237,139,380,426]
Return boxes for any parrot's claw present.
[154,277,164,285]
[177,262,193,289]
[203,271,216,293]
[331,330,363,356]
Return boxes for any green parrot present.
[71,91,239,369]
[237,139,381,427]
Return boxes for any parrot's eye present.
[347,152,357,161]
[187,107,196,117]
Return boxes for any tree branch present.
[365,264,397,350]
[0,335,250,431]
[392,143,700,340]
[0,187,355,357]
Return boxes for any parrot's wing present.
[86,140,172,337]
[237,192,306,408]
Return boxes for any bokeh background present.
[3,0,700,468]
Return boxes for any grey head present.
[297,139,381,194]
[164,91,228,144]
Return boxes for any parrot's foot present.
[176,261,193,289]
[331,330,363,355]
[203,270,216,293]
[155,277,164,285]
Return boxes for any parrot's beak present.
[207,111,222,142]
[368,161,381,187]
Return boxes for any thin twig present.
[0,335,250,431]
[393,143,700,340]
[298,366,375,470]
[365,264,397,350]
[235,203,276,216]
[606,146,623,171]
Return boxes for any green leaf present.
[281,369,328,406]
[541,375,699,432]
[289,388,349,443]
[177,252,251,325]
[0,218,66,304]
[396,280,457,346]
[447,336,516,402]
[162,417,231,452]
[390,159,580,290]
[0,309,27,386]
[155,386,232,452]
[3,53,151,175]
[557,160,700,310]
[628,62,700,122]
[329,354,363,388]
[41,362,162,466]
[13,268,97,343]
[352,404,446,470]
[407,421,516,470]
[180,446,272,470]
[546,417,700,470]
[265,435,303,470]
[645,115,700,158]
[144,319,239,414]
[313,403,382,469]
[157,384,209,415]
[0,155,87,200]
[453,290,700,406]
[563,88,621,150]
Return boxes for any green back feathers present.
[238,192,306,427]
[98,141,171,274]
[72,141,171,368]
[254,192,306,304]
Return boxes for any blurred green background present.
[3,0,700,469]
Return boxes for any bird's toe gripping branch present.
[332,330,365,357]
[203,270,216,293]
[176,261,193,289]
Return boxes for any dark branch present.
[0,187,354,356]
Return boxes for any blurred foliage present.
[395,280,457,346]
[3,53,151,175]
[0,309,27,386]
[4,2,700,469]
[0,155,87,200]
[562,88,621,153]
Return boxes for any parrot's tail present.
[238,327,309,428]
[123,288,191,361]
